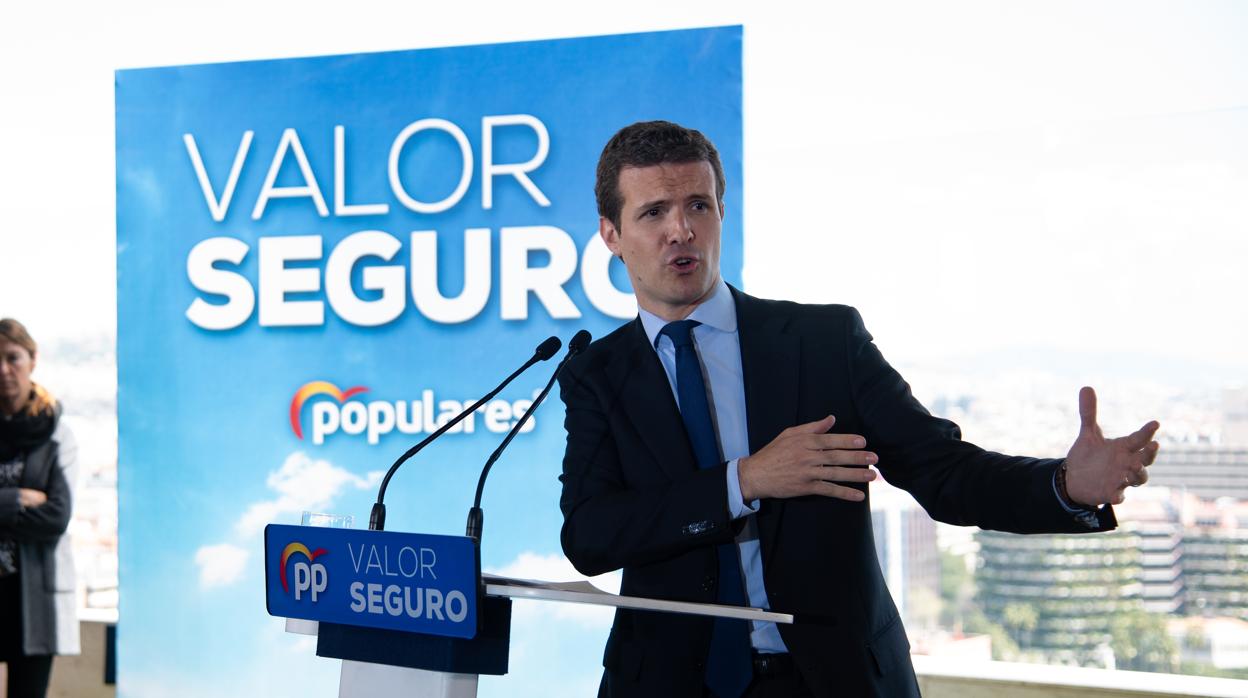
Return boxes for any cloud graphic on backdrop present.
[487,551,621,629]
[195,543,250,589]
[234,451,383,538]
[192,451,382,590]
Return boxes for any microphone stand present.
[368,335,561,531]
[466,330,590,543]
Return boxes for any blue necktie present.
[660,320,753,698]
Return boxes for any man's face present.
[0,340,35,413]
[600,161,723,321]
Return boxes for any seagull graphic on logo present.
[289,381,369,439]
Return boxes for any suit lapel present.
[602,318,699,481]
[733,288,801,567]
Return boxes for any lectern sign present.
[264,524,479,639]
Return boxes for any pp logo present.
[289,381,369,440]
[280,542,329,602]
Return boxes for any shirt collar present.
[638,278,738,348]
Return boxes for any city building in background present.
[1148,447,1248,501]
[976,528,1143,665]
[1170,616,1248,672]
[871,482,942,631]
[1128,496,1185,616]
[1180,496,1248,621]
[894,379,1248,679]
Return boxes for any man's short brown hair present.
[594,121,726,230]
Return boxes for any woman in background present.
[0,318,79,698]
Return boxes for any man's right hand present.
[737,415,877,502]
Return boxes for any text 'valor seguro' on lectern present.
[263,521,793,697]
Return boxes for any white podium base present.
[339,659,479,698]
[285,618,318,635]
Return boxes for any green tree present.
[1109,610,1178,673]
[964,609,1021,661]
[941,549,1021,660]
[1001,602,1039,648]
[940,550,975,630]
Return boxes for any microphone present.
[569,329,592,353]
[368,335,562,531]
[466,330,591,542]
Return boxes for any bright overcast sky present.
[2,0,1245,369]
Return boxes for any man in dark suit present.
[558,121,1160,697]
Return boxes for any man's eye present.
[644,208,660,217]
[691,201,707,211]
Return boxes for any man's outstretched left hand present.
[1064,386,1160,506]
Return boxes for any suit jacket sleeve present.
[844,307,1113,533]
[558,353,739,578]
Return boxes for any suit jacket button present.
[701,576,715,592]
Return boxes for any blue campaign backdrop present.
[115,27,742,697]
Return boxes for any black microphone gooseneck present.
[466,330,591,542]
[368,335,562,531]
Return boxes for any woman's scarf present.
[0,391,57,463]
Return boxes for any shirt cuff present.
[1052,468,1102,529]
[726,459,760,520]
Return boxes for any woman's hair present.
[0,317,56,416]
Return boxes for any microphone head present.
[569,329,592,355]
[535,335,562,361]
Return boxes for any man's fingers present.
[817,466,878,483]
[807,433,868,451]
[1116,464,1149,490]
[1078,386,1097,431]
[1124,421,1161,451]
[1141,442,1160,466]
[784,415,836,436]
[833,450,877,467]
[796,446,876,467]
[813,481,866,502]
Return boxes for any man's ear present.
[599,217,623,261]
